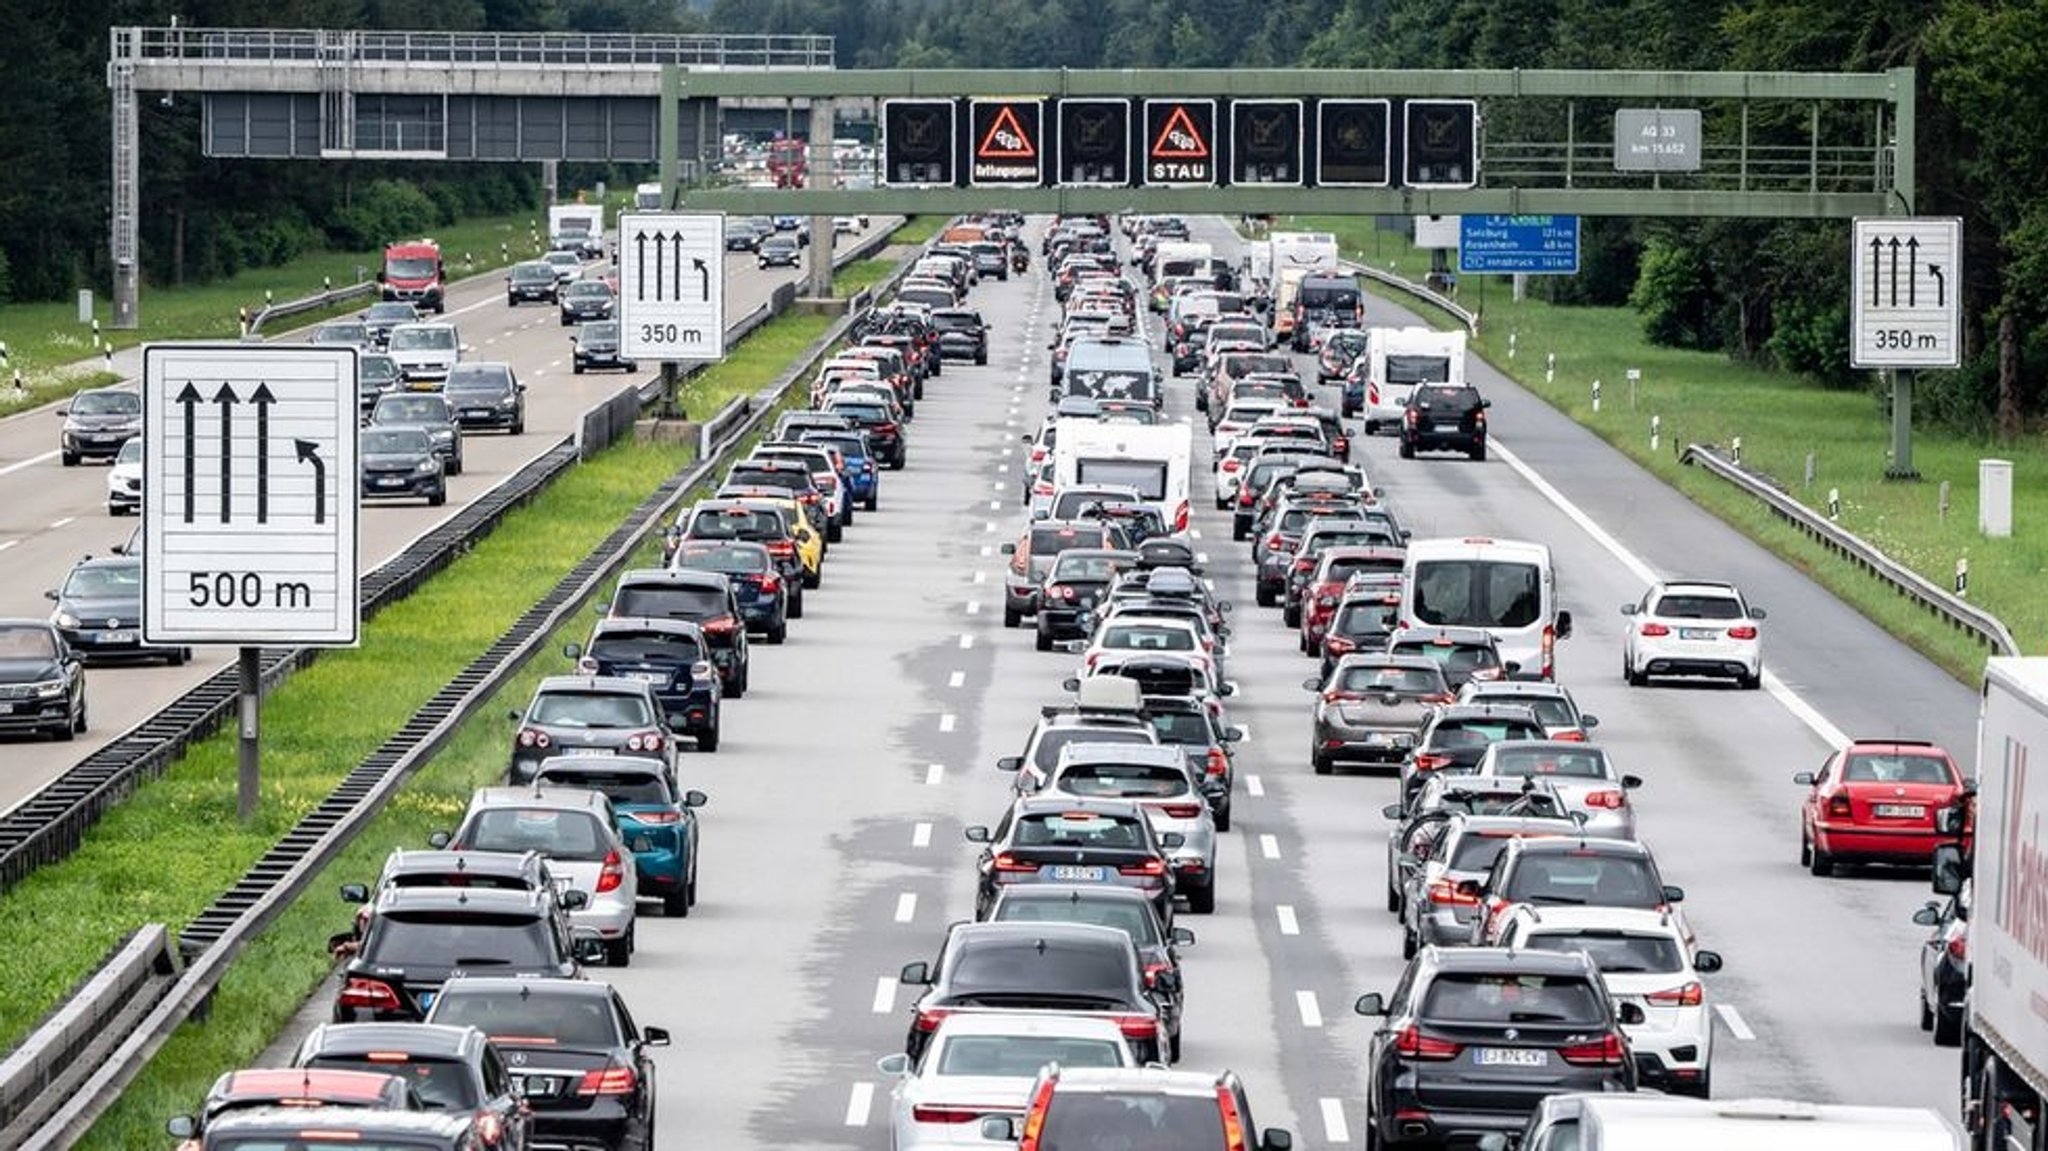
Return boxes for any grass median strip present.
[1285,214,2040,678]
[888,216,945,246]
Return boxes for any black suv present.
[932,307,990,364]
[197,1108,487,1151]
[331,888,587,1022]
[294,1021,532,1145]
[1354,947,1640,1147]
[1400,384,1490,461]
[608,568,752,699]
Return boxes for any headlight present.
[54,612,80,628]
[499,396,518,408]
[415,460,440,474]
[431,430,454,443]
[33,679,66,698]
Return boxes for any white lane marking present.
[959,634,974,650]
[871,978,896,1014]
[1245,774,1266,798]
[1235,722,1253,743]
[925,763,945,785]
[1320,1099,1350,1144]
[1190,528,1203,540]
[989,500,1003,510]
[912,822,933,848]
[0,450,58,477]
[966,602,982,616]
[845,1082,876,1127]
[979,544,993,556]
[1005,418,1017,427]
[1259,834,1281,860]
[0,540,16,553]
[948,670,966,688]
[973,570,988,584]
[1491,439,1849,748]
[894,893,918,923]
[50,517,73,529]
[939,713,957,732]
[997,465,1010,475]
[1276,905,1301,935]
[1001,446,1014,457]
[1716,1002,1757,1041]
[1296,990,1324,1028]
[984,521,997,533]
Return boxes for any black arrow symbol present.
[635,231,649,300]
[1887,236,1901,307]
[295,439,327,525]
[1906,236,1920,307]
[669,234,684,303]
[692,257,710,302]
[652,231,668,303]
[250,382,274,524]
[212,382,238,524]
[1868,235,1883,307]
[176,382,201,524]
[1929,263,1946,308]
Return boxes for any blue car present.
[533,756,707,917]
[569,616,722,752]
[669,539,792,642]
[799,429,880,512]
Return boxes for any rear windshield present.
[1842,753,1955,784]
[1052,554,1124,583]
[1057,762,1189,799]
[1031,526,1108,554]
[673,546,768,575]
[1041,1094,1225,1151]
[1420,972,1607,1025]
[1147,712,1213,747]
[536,771,671,806]
[301,1054,477,1110]
[1323,556,1404,582]
[614,585,726,619]
[950,942,1133,999]
[1100,625,1195,652]
[1412,559,1544,630]
[1031,728,1153,772]
[1469,695,1576,729]
[1385,355,1452,385]
[1505,853,1662,907]
[1485,746,1609,779]
[1013,812,1147,848]
[689,509,787,541]
[1432,718,1541,745]
[588,631,704,665]
[363,914,553,968]
[727,467,810,492]
[1334,665,1445,695]
[457,809,614,862]
[1333,601,1400,638]
[1522,932,1684,975]
[1392,642,1502,676]
[430,992,622,1047]
[990,897,1161,947]
[528,691,653,728]
[1449,833,1532,872]
[1650,594,1743,620]
[936,1034,1126,1075]
[1299,285,1360,308]
[1076,460,1168,500]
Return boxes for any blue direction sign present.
[1457,215,1580,275]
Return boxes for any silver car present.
[1400,812,1582,955]
[1043,742,1220,915]
[1469,740,1645,840]
[437,786,641,965]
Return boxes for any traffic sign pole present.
[238,646,260,821]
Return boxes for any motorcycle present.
[1011,248,1030,275]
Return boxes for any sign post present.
[142,343,360,819]
[1850,217,1962,479]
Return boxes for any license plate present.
[1434,423,1462,432]
[1679,628,1718,640]
[465,409,491,418]
[1366,732,1400,746]
[511,1075,558,1097]
[1475,1048,1548,1067]
[565,746,610,756]
[1875,803,1927,818]
[373,477,405,487]
[1049,865,1107,881]
[627,671,668,684]
[629,836,654,852]
[0,702,17,714]
[97,631,135,644]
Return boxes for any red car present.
[1298,546,1408,653]
[1796,739,1967,877]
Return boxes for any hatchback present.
[898,922,1170,1064]
[965,796,1183,924]
[441,362,525,434]
[505,674,675,783]
[568,617,722,750]
[437,786,641,964]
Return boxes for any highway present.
[0,233,890,815]
[237,213,1976,1146]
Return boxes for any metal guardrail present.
[1346,261,1480,335]
[0,928,178,1141]
[3,220,932,1148]
[1680,442,2020,657]
[245,281,377,337]
[122,27,837,70]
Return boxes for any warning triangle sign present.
[1151,105,1210,159]
[978,105,1036,160]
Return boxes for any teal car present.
[534,757,707,917]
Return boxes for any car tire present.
[52,714,75,742]
[767,619,787,645]
[788,592,804,620]
[61,452,79,467]
[1624,653,1647,687]
[1233,522,1248,542]
[1214,803,1231,834]
[976,352,988,366]
[1282,603,1301,629]
[1035,627,1053,653]
[729,669,748,699]
[826,522,843,544]
[864,493,879,512]
[1255,584,1276,608]
[506,296,517,307]
[1921,991,1936,1032]
[1740,667,1763,690]
[1187,880,1216,915]
[664,890,690,917]
[1386,880,1402,914]
[1401,928,1418,959]
[1808,839,1834,877]
[1675,1073,1712,1099]
[448,456,463,477]
[1312,751,1333,776]
[1003,603,1022,629]
[698,726,719,753]
[1398,438,1415,459]
[803,568,821,590]
[167,646,187,667]
[428,489,446,507]
[604,935,632,967]
[1470,442,1488,462]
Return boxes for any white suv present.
[1620,579,1766,690]
[1495,904,1724,1097]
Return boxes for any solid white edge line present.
[1490,438,1850,749]
[870,978,895,1014]
[1276,905,1300,935]
[1245,775,1266,798]
[1259,834,1281,860]
[1320,1098,1350,1144]
[894,893,917,923]
[912,822,933,848]
[925,763,944,785]
[0,449,57,478]
[845,1082,875,1126]
[1715,1002,1757,1041]
[49,517,73,529]
[0,540,16,553]
[1296,990,1323,1028]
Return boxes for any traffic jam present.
[155,211,1976,1151]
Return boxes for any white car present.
[1469,740,1644,840]
[1080,618,1211,676]
[1493,905,1725,1098]
[1620,579,1767,689]
[1210,400,1285,457]
[106,437,143,515]
[1041,741,1221,914]
[386,322,464,383]
[876,1012,1136,1151]
[541,249,584,284]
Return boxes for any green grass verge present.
[832,257,897,299]
[1286,214,2036,679]
[0,211,550,419]
[887,216,946,246]
[678,312,837,428]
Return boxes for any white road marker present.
[990,500,1003,510]
[966,602,982,616]
[973,570,988,585]
[0,540,16,553]
[894,893,918,923]
[871,978,896,1014]
[997,465,1010,474]
[1245,775,1266,798]
[979,545,993,557]
[1259,834,1281,860]
[984,521,998,533]
[912,822,933,847]
[925,763,945,786]
[845,1082,875,1126]
[947,670,966,688]
[1001,446,1014,457]
[1319,1098,1350,1144]
[1715,1002,1757,1041]
[1276,905,1301,935]
[939,713,957,732]
[1296,990,1324,1028]
[0,450,56,477]
[1190,528,1203,540]
[959,634,974,650]
[50,517,73,529]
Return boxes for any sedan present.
[572,320,638,374]
[965,796,1183,924]
[876,1013,1136,1151]
[358,427,446,506]
[1621,579,1766,689]
[46,556,188,665]
[1469,741,1645,840]
[0,618,87,741]
[559,279,617,326]
[1796,738,1968,876]
[898,922,1168,1064]
[758,235,803,268]
[984,884,1195,1060]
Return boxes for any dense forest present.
[5,0,2042,432]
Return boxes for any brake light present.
[1393,1025,1462,1060]
[1112,1013,1159,1039]
[1047,584,1077,601]
[1237,486,1256,507]
[1949,933,1968,962]
[912,1106,984,1124]
[759,573,782,593]
[992,854,1038,873]
[1119,858,1168,877]
[1205,747,1230,778]
[1645,982,1703,1007]
[1584,789,1628,810]
[1639,622,1671,637]
[1827,795,1852,818]
[1218,1084,1250,1151]
[1018,1077,1056,1151]
[1426,878,1479,906]
[1325,636,1355,654]
[913,1008,953,1033]
[1475,408,1488,428]
[576,1065,638,1096]
[1033,481,1053,496]
[1173,501,1190,533]
[1293,558,1316,572]
[1405,407,1418,426]
[702,616,739,635]
[767,540,795,559]
[630,809,683,824]
[1368,382,1381,405]
[1555,730,1587,742]
[1222,458,1241,473]
[876,422,900,436]
[516,728,551,749]
[625,731,664,752]
[1159,803,1204,818]
[1559,1032,1628,1067]
[1728,625,1759,640]
[1264,533,1284,551]
[338,978,403,1011]
[1541,622,1556,679]
[1414,753,1452,771]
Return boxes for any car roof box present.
[1073,676,1145,713]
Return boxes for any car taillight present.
[1475,409,1487,427]
[1326,636,1355,654]
[1204,747,1230,778]
[1033,481,1054,496]
[1083,652,1101,671]
[759,573,781,593]
[476,1111,504,1146]
[1424,693,1457,705]
[1218,1085,1251,1151]
[1293,558,1316,572]
[702,616,739,635]
[1173,501,1190,532]
[1221,458,1241,473]
[1120,858,1168,877]
[1426,879,1478,906]
[1237,486,1256,507]
[912,1106,984,1124]
[1584,789,1628,809]
[1639,622,1671,637]
[1047,584,1077,601]
[1645,981,1703,1007]
[1368,382,1381,405]
[1393,1025,1462,1060]
[1143,961,1174,989]
[1018,1076,1056,1151]
[913,1008,953,1033]
[767,540,794,558]
[577,658,599,674]
[339,978,403,1011]
[1827,795,1852,818]
[626,730,665,752]
[1559,1032,1628,1067]
[1160,803,1204,818]
[1555,730,1587,742]
[596,849,626,893]
[993,854,1038,873]
[1264,533,1285,551]
[1414,753,1452,772]
[692,661,715,681]
[1541,623,1556,678]
[1113,1013,1159,1039]
[1405,407,1418,426]
[517,728,551,749]
[631,809,683,825]
[1948,933,1968,962]
[576,1065,638,1096]
[877,422,900,436]
[1728,625,1758,640]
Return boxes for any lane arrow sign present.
[692,256,709,302]
[1887,236,1902,307]
[1906,236,1921,307]
[1930,263,1946,307]
[176,382,202,524]
[250,382,275,524]
[212,382,238,523]
[652,231,668,303]
[294,438,327,525]
[1868,235,1883,307]
[635,230,650,299]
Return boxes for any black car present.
[899,921,1171,1064]
[57,386,141,466]
[1389,626,1514,689]
[965,795,1184,925]
[507,674,677,782]
[823,399,906,469]
[46,556,188,665]
[442,362,526,435]
[358,352,404,414]
[425,976,668,1151]
[0,618,86,741]
[1353,947,1641,1147]
[986,885,1195,1061]
[1401,704,1549,810]
[608,568,752,698]
[559,279,617,326]
[568,615,722,749]
[164,1066,425,1147]
[670,500,809,603]
[724,223,765,252]
[359,426,447,506]
[573,320,638,374]
[1400,383,1490,461]
[294,1021,533,1146]
[668,539,791,642]
[757,234,803,268]
[1034,547,1139,650]
[507,260,561,305]
[331,887,586,1022]
[1914,887,1969,1046]
[932,307,991,364]
[370,392,464,475]
[723,459,830,541]
[361,301,420,348]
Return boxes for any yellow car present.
[719,490,823,587]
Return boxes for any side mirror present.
[876,1052,911,1076]
[1661,885,1686,903]
[1792,771,1817,786]
[999,542,1017,555]
[1554,610,1573,638]
[1619,774,1643,790]
[1354,992,1387,1016]
[981,1116,1020,1143]
[166,1115,198,1139]
[1382,803,1404,820]
[899,961,932,985]
[1170,926,1196,946]
[1932,843,1966,895]
[995,756,1024,772]
[1617,1001,1646,1026]
[1750,606,1769,619]
[561,890,590,910]
[1935,805,1964,835]
[1061,677,1082,693]
[1301,676,1322,691]
[964,825,993,843]
[641,1025,671,1047]
[1455,879,1483,899]
[1503,662,1522,677]
[1912,903,1943,927]
[563,642,583,660]
[44,590,57,601]
[1159,832,1185,849]
[575,936,608,964]
[1619,603,1638,616]
[1581,714,1600,729]
[339,883,370,904]
[1261,1130,1293,1151]
[1693,949,1725,974]
[1225,726,1246,743]
[1220,682,1236,697]
[683,789,709,808]
[427,830,451,849]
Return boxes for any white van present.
[1052,420,1193,536]
[1361,327,1468,432]
[1398,536,1571,680]
[1490,1094,1961,1151]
